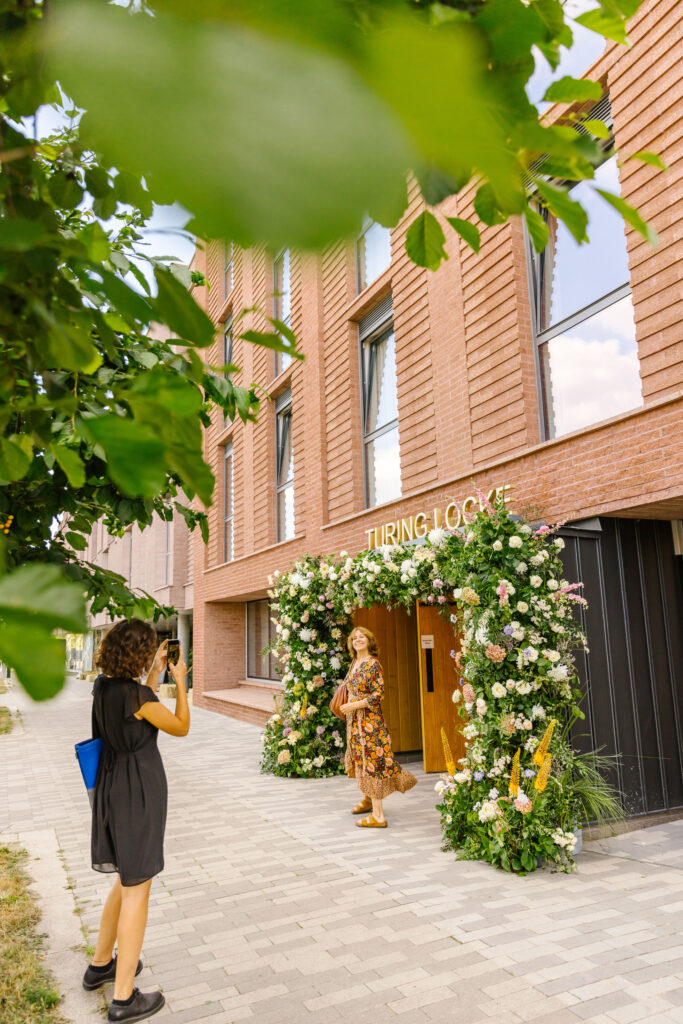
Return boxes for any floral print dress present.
[345,657,418,800]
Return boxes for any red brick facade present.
[191,0,683,717]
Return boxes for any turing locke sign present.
[364,485,512,550]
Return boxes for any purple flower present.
[504,625,515,636]
[474,770,484,781]
[316,725,325,736]
[449,650,456,659]
[523,647,534,657]
[523,768,536,778]
[459,678,464,686]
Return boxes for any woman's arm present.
[145,639,168,695]
[136,650,190,736]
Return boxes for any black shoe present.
[83,956,143,990]
[107,989,165,1023]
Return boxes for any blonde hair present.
[347,626,379,660]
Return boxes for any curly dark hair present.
[95,618,157,680]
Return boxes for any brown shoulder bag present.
[329,663,353,720]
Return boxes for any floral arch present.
[262,492,611,872]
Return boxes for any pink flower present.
[462,683,475,703]
[427,595,435,604]
[535,525,551,536]
[485,644,506,663]
[497,581,508,607]
[515,795,533,813]
[437,595,447,604]
[433,579,444,589]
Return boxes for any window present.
[223,442,234,562]
[357,219,392,292]
[360,296,401,507]
[247,599,280,681]
[273,248,292,376]
[223,241,233,299]
[223,315,233,379]
[164,519,171,586]
[528,152,641,440]
[275,390,294,542]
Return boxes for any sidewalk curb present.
[0,827,102,1023]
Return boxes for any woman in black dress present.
[82,619,190,1023]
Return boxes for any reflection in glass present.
[276,407,294,541]
[365,329,398,434]
[357,221,392,292]
[540,295,641,438]
[224,241,233,298]
[540,158,630,331]
[366,427,401,508]
[274,249,292,376]
[223,444,233,562]
[247,599,280,680]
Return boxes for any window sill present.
[345,266,393,323]
[204,533,306,573]
[216,290,234,324]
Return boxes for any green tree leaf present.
[241,330,301,358]
[628,151,668,171]
[473,184,507,227]
[580,118,610,139]
[524,206,549,252]
[445,216,481,253]
[595,188,659,246]
[575,7,629,44]
[543,76,602,103]
[0,218,47,251]
[79,415,167,497]
[534,180,588,243]
[51,444,86,488]
[0,436,32,482]
[48,171,84,209]
[0,563,86,632]
[405,211,448,270]
[154,267,216,347]
[0,622,67,701]
[65,530,88,550]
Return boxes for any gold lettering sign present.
[365,484,512,550]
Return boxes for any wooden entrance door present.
[352,605,422,753]
[417,604,465,773]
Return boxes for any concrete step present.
[199,683,282,727]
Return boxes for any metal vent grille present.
[275,387,292,412]
[524,95,613,187]
[358,294,393,340]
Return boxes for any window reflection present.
[540,295,641,438]
[365,329,398,434]
[366,427,401,507]
[357,221,392,292]
[276,403,294,541]
[274,249,292,375]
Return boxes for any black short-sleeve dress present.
[91,675,168,887]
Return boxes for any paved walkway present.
[1,676,683,1024]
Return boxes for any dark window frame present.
[359,299,400,509]
[223,241,233,300]
[246,598,281,682]
[273,248,292,378]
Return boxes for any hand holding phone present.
[166,639,180,666]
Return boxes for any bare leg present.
[372,797,385,823]
[92,876,122,966]
[114,878,152,1000]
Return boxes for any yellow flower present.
[508,748,521,798]
[533,718,557,766]
[441,727,456,775]
[534,753,553,792]
[300,694,308,719]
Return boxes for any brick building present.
[190,0,682,819]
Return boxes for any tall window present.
[164,518,171,586]
[223,241,233,299]
[357,219,392,292]
[273,248,292,376]
[223,315,233,378]
[360,297,401,507]
[247,599,280,681]
[275,390,294,542]
[528,151,641,440]
[223,442,234,562]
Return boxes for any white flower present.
[509,536,523,549]
[434,779,448,794]
[340,550,349,557]
[476,698,488,716]
[478,800,500,822]
[530,553,545,567]
[522,719,533,730]
[547,579,559,590]
[287,731,302,746]
[516,601,529,613]
[299,628,313,642]
[543,649,561,663]
[506,679,516,691]
[428,526,448,547]
[491,683,506,698]
[531,704,546,719]
[520,524,532,535]
[463,723,479,740]
[453,771,470,784]
[492,540,503,551]
[281,628,290,641]
[515,561,528,574]
[554,538,565,550]
[466,531,475,543]
[530,575,543,588]
[408,567,417,578]
[453,588,462,599]
[452,689,462,703]
[548,664,570,682]
[312,755,324,768]
[330,656,341,670]
[446,815,453,824]
[516,682,533,695]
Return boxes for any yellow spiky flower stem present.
[300,694,307,719]
[509,748,521,798]
[534,753,553,792]
[441,727,456,775]
[533,718,557,767]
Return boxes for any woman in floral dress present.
[341,626,417,827]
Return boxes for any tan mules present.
[355,815,387,828]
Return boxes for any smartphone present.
[166,639,180,666]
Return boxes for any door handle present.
[425,648,434,693]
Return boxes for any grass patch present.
[0,846,67,1024]
[0,707,12,735]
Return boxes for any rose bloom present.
[492,540,503,551]
[277,750,291,765]
[509,536,523,549]
[517,601,529,613]
[485,644,506,663]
